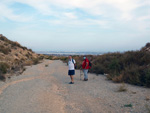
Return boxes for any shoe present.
[84,79,88,81]
[69,82,74,84]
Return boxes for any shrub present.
[117,83,127,92]
[24,60,33,66]
[146,43,150,48]
[60,57,68,62]
[38,55,44,60]
[47,56,53,60]
[0,45,11,54]
[25,53,29,58]
[63,50,150,87]
[89,51,150,87]
[145,68,150,87]
[108,58,121,76]
[32,58,40,65]
[45,64,48,67]
[0,62,10,74]
[145,104,150,113]
[0,75,5,81]
[112,74,124,83]
[11,42,21,48]
[124,104,132,108]
[28,49,33,52]
[21,46,27,50]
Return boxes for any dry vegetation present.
[145,104,150,113]
[117,83,127,92]
[0,34,45,80]
[51,43,150,88]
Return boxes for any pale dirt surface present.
[0,60,150,113]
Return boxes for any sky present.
[0,0,150,52]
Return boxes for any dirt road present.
[0,60,150,113]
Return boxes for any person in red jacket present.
[81,56,90,81]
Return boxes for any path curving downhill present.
[0,60,150,113]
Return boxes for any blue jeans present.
[83,69,88,79]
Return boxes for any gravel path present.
[0,60,150,113]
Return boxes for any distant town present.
[36,51,104,56]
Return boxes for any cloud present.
[138,16,150,21]
[14,0,53,15]
[63,12,78,19]
[48,0,143,20]
[0,2,33,22]
[1,0,150,30]
[2,0,148,20]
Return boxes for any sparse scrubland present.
[89,50,150,88]
[51,43,150,88]
[1,33,150,88]
[0,34,45,80]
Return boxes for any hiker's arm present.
[74,60,76,67]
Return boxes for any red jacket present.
[82,58,90,69]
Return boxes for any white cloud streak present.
[0,1,33,22]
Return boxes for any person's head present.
[83,56,86,60]
[69,55,72,60]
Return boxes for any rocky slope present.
[0,34,43,80]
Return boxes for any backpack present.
[89,61,92,67]
[89,61,92,68]
[72,59,77,69]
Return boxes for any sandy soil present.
[0,60,150,113]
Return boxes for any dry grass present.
[0,75,6,81]
[24,60,33,66]
[0,34,42,79]
[106,74,112,80]
[131,91,136,94]
[45,64,48,67]
[0,62,10,74]
[112,74,124,83]
[145,96,150,101]
[32,58,40,65]
[0,45,11,54]
[117,83,127,92]
[145,104,150,113]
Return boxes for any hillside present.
[141,43,150,52]
[0,34,43,80]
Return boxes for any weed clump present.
[117,83,127,92]
[0,45,11,54]
[0,62,10,74]
[32,58,40,65]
